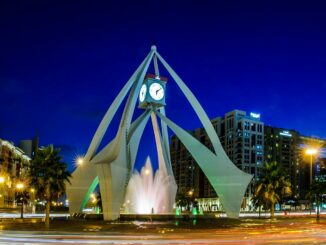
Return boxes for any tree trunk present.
[270,202,275,219]
[259,206,261,219]
[45,184,51,229]
[316,195,320,221]
[20,203,24,219]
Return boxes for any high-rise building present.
[316,158,326,182]
[212,110,264,177]
[171,109,326,209]
[298,135,326,198]
[264,126,301,198]
[171,109,264,202]
[20,134,39,159]
[260,126,326,200]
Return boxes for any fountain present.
[124,156,176,214]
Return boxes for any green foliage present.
[176,192,195,211]
[306,179,326,219]
[15,190,30,205]
[29,145,71,228]
[306,179,326,201]
[254,161,292,218]
[29,145,71,201]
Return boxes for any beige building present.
[0,139,31,209]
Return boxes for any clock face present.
[149,83,164,101]
[139,84,147,102]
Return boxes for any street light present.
[0,176,4,184]
[305,148,318,186]
[16,183,24,190]
[77,157,84,166]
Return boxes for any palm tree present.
[15,190,30,219]
[29,145,71,229]
[306,179,326,220]
[252,191,266,218]
[176,193,192,211]
[254,162,292,218]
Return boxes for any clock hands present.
[155,87,162,95]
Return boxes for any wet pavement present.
[0,216,325,244]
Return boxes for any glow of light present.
[306,148,318,155]
[30,188,35,193]
[280,131,292,137]
[124,157,175,214]
[188,190,193,196]
[250,112,260,119]
[0,176,4,183]
[77,157,84,165]
[16,183,24,190]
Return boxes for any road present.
[0,216,325,244]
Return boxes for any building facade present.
[20,135,39,159]
[264,127,301,198]
[171,109,264,204]
[171,110,326,209]
[0,139,31,208]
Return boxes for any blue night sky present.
[1,1,326,170]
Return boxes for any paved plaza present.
[0,216,325,244]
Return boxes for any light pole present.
[305,148,317,186]
[16,182,25,219]
[305,148,318,215]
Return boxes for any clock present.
[138,75,166,109]
[139,84,147,102]
[149,82,164,101]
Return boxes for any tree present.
[15,190,30,219]
[95,192,102,213]
[176,193,193,211]
[29,145,71,229]
[252,191,266,218]
[306,179,326,220]
[254,162,292,219]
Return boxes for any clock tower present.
[139,74,167,109]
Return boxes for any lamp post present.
[305,148,318,186]
[16,182,25,219]
[305,148,318,215]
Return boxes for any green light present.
[80,176,99,210]
[175,207,181,216]
[192,207,198,216]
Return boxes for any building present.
[264,126,301,198]
[171,109,326,210]
[316,158,326,182]
[299,135,326,198]
[212,110,264,178]
[20,135,39,159]
[171,109,264,207]
[0,139,31,208]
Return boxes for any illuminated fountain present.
[124,156,176,214]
